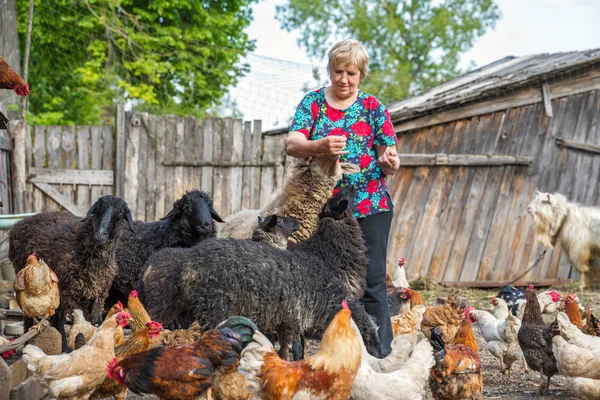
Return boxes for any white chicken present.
[556,312,600,351]
[469,298,523,378]
[391,258,410,289]
[350,320,434,400]
[552,335,600,379]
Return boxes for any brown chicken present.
[582,307,600,336]
[517,287,559,395]
[68,301,125,350]
[90,321,163,400]
[149,321,203,348]
[0,56,29,95]
[14,253,60,328]
[404,288,466,343]
[127,290,152,333]
[239,299,362,400]
[23,311,131,399]
[107,316,255,400]
[429,318,482,400]
[564,294,585,327]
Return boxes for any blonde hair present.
[327,40,370,80]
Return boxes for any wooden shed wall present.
[387,89,600,284]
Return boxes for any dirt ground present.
[5,281,598,399]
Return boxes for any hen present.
[582,307,600,336]
[13,253,60,328]
[0,56,29,95]
[552,334,600,379]
[239,299,362,400]
[90,321,162,400]
[405,288,466,343]
[350,320,434,400]
[517,287,559,394]
[69,302,125,350]
[428,318,482,400]
[391,303,426,338]
[469,299,523,379]
[23,311,130,400]
[107,316,254,400]
[127,290,152,334]
[556,311,600,351]
[387,258,410,316]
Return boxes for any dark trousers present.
[358,205,394,357]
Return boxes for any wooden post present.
[115,105,126,199]
[10,120,27,214]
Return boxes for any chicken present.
[350,319,434,400]
[537,289,563,314]
[404,288,466,343]
[107,316,255,400]
[556,311,600,351]
[567,377,600,400]
[239,299,362,400]
[149,321,203,348]
[428,319,482,400]
[13,253,60,328]
[23,311,131,400]
[391,257,409,288]
[0,56,29,95]
[127,290,152,334]
[496,285,525,317]
[387,258,410,316]
[391,304,426,338]
[582,308,600,336]
[90,321,163,400]
[68,302,125,350]
[517,287,559,394]
[552,334,600,379]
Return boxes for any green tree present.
[276,0,500,104]
[16,0,256,125]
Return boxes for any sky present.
[229,0,600,130]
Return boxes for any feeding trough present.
[0,213,36,231]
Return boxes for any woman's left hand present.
[377,146,400,175]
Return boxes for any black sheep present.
[108,190,223,306]
[140,187,379,359]
[9,196,134,350]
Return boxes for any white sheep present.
[527,191,600,289]
[220,156,359,244]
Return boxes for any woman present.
[286,39,399,356]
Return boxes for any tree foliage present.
[16,0,256,124]
[276,0,500,104]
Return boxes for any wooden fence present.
[11,108,291,220]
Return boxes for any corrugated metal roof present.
[388,48,600,122]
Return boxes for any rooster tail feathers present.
[429,327,445,352]
[217,316,259,348]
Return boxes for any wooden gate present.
[22,125,114,216]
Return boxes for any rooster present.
[238,299,362,400]
[517,286,559,394]
[107,316,255,400]
[387,258,410,316]
[13,253,60,330]
[429,318,482,400]
[23,311,131,400]
[0,56,29,96]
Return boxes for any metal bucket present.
[0,259,15,281]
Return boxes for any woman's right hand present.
[320,136,348,158]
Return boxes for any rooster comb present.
[398,258,405,267]
[106,358,118,379]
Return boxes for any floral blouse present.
[290,88,397,218]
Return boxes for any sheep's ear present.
[210,204,224,223]
[340,162,360,175]
[259,214,277,230]
[123,206,135,233]
[286,160,309,177]
[81,201,99,222]
[160,207,180,221]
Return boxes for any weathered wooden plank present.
[32,125,45,167]
[10,121,27,214]
[183,116,196,193]
[398,153,533,166]
[163,115,176,214]
[115,105,127,198]
[76,126,91,210]
[124,114,141,219]
[101,126,114,196]
[61,125,76,211]
[191,118,203,193]
[163,161,281,167]
[144,114,156,221]
[45,126,61,169]
[29,168,113,185]
[542,83,553,117]
[583,90,600,208]
[154,116,167,219]
[555,137,600,154]
[259,135,285,208]
[220,118,233,217]
[136,114,149,222]
[230,119,244,214]
[201,118,214,198]
[174,116,185,201]
[241,121,253,210]
[211,118,223,216]
[33,183,86,216]
[90,126,103,203]
[250,120,262,209]
[24,124,33,213]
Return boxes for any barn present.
[385,48,600,286]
